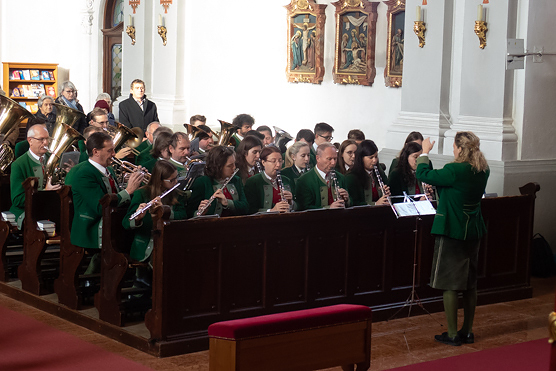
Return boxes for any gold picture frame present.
[384,0,405,87]
[285,0,327,84]
[332,0,379,86]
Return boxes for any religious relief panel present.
[285,0,327,84]
[384,0,405,87]
[332,0,378,86]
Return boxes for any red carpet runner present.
[387,338,550,371]
[0,305,153,370]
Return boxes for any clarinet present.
[196,168,239,216]
[330,170,342,202]
[275,170,287,203]
[129,182,181,220]
[373,165,387,195]
[255,161,263,174]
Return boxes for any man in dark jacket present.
[118,79,159,133]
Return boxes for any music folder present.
[389,192,436,218]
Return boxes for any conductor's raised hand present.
[422,137,435,154]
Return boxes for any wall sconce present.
[474,4,487,49]
[157,14,167,46]
[413,6,426,48]
[126,15,136,45]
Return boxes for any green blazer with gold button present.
[244,172,294,214]
[295,167,347,211]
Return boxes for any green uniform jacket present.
[309,146,317,167]
[122,188,187,261]
[281,166,306,187]
[168,158,187,178]
[295,167,347,211]
[142,157,159,173]
[388,168,424,202]
[136,145,154,166]
[244,172,294,214]
[416,155,489,241]
[9,151,47,227]
[187,175,248,217]
[78,140,88,163]
[66,160,130,250]
[135,140,150,156]
[345,165,388,206]
[14,141,30,159]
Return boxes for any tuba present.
[215,119,240,147]
[104,121,143,153]
[273,126,293,153]
[183,123,202,142]
[0,96,35,172]
[44,122,84,186]
[52,103,86,129]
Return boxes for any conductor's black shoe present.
[434,332,462,346]
[457,330,475,344]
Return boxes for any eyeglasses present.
[318,134,333,142]
[163,176,178,183]
[30,137,52,143]
[64,90,76,94]
[264,159,283,164]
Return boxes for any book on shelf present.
[22,85,33,97]
[29,103,38,113]
[30,70,40,80]
[30,84,45,97]
[46,86,56,98]
[48,71,54,80]
[18,102,27,109]
[12,88,20,97]
[18,87,24,97]
[40,70,50,80]
[21,70,31,80]
[10,70,21,80]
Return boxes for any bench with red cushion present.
[208,304,372,371]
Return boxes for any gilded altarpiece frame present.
[332,0,378,86]
[285,0,327,84]
[384,0,405,87]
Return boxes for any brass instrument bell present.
[52,103,86,129]
[0,95,36,172]
[273,126,293,152]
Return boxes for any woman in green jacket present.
[345,140,390,206]
[282,141,311,185]
[388,141,429,202]
[336,139,357,175]
[244,146,294,214]
[188,146,248,217]
[416,131,489,347]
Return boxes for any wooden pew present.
[144,184,538,355]
[0,173,17,282]
[94,193,149,326]
[17,177,61,295]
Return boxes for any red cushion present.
[208,304,372,340]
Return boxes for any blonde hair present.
[454,131,488,173]
[285,141,309,168]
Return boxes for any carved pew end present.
[208,304,372,371]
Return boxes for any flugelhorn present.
[111,157,151,183]
[129,182,181,220]
[196,168,239,216]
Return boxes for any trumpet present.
[129,182,181,220]
[196,168,239,216]
[111,157,151,183]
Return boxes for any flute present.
[196,168,239,216]
[129,182,181,220]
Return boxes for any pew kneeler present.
[208,304,372,371]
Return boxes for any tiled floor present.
[1,277,554,371]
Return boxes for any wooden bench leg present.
[0,220,11,282]
[54,245,84,309]
[18,230,47,295]
[94,252,129,326]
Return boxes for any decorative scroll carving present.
[130,0,140,14]
[384,0,405,88]
[285,0,327,84]
[332,0,378,86]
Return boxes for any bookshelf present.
[2,62,58,114]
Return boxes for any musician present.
[192,131,213,157]
[235,135,263,184]
[136,126,173,166]
[35,95,56,134]
[55,81,87,134]
[142,131,173,172]
[118,79,159,132]
[256,125,274,146]
[65,131,144,274]
[345,140,391,206]
[387,142,428,202]
[389,131,431,177]
[188,115,207,154]
[336,139,357,175]
[311,123,334,168]
[135,121,161,160]
[347,129,365,145]
[244,146,294,214]
[187,146,248,217]
[231,114,255,148]
[294,129,316,166]
[416,132,489,346]
[9,125,61,228]
[282,141,310,185]
[296,142,349,211]
[168,132,191,177]
[123,160,187,284]
[78,126,102,163]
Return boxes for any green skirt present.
[430,235,480,291]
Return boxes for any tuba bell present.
[0,95,36,173]
[215,119,240,147]
[183,123,202,142]
[52,103,86,129]
[273,126,293,153]
[43,122,84,186]
[104,121,143,153]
